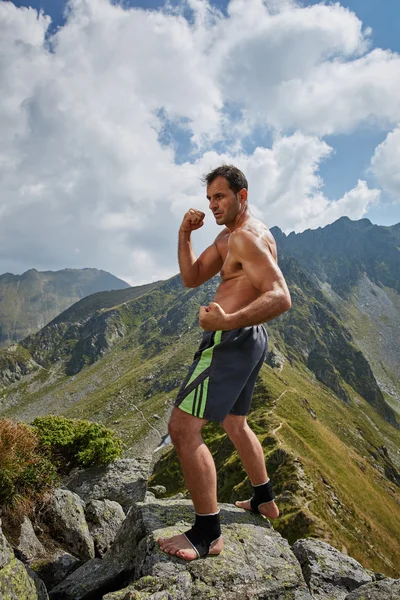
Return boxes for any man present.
[158,165,291,561]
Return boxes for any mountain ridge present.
[0,267,131,347]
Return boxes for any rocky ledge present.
[48,499,399,600]
[1,458,399,599]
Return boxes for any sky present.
[1,0,400,285]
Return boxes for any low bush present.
[32,415,123,473]
[0,418,59,510]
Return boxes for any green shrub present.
[0,419,59,509]
[32,415,123,473]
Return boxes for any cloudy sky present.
[1,0,400,285]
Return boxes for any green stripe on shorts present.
[178,330,222,418]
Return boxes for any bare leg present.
[158,407,224,560]
[222,414,279,519]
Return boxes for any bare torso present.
[214,216,278,314]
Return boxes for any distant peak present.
[333,216,372,227]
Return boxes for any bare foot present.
[235,499,280,519]
[158,532,224,561]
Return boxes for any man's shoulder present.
[230,221,277,258]
[214,228,230,243]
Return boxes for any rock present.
[49,500,312,600]
[148,485,166,498]
[102,571,193,599]
[85,499,126,557]
[32,550,81,590]
[16,515,47,561]
[265,348,285,369]
[0,521,48,599]
[43,488,95,561]
[344,578,400,599]
[292,538,373,599]
[64,458,150,510]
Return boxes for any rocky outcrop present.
[85,499,126,557]
[0,344,41,387]
[32,550,81,591]
[292,538,373,599]
[43,488,95,561]
[49,500,313,600]
[2,470,398,600]
[16,515,47,561]
[345,578,400,599]
[64,458,150,510]
[0,520,48,599]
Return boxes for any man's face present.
[207,176,241,226]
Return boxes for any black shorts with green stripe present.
[175,325,268,423]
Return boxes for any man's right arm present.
[178,209,223,288]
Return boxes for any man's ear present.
[238,188,248,205]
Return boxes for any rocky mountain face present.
[1,459,399,599]
[271,218,400,412]
[0,268,131,347]
[0,218,399,579]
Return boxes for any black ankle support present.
[250,480,275,513]
[184,512,221,558]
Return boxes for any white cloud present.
[212,1,400,136]
[0,0,397,284]
[370,127,400,201]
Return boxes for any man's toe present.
[235,499,251,510]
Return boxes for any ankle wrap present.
[184,512,221,558]
[250,480,275,513]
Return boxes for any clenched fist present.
[199,302,232,331]
[180,209,205,233]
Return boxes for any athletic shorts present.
[175,325,268,423]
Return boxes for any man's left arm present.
[199,230,291,331]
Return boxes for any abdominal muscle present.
[213,274,262,315]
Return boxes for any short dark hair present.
[202,165,248,194]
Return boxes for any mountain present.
[0,218,399,577]
[0,268,131,347]
[271,218,400,413]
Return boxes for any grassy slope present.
[151,359,400,578]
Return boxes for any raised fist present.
[180,209,205,233]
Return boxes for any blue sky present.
[2,0,400,281]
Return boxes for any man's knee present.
[168,407,205,447]
[222,414,249,441]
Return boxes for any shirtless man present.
[158,165,291,561]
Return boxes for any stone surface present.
[32,549,81,591]
[148,485,167,498]
[16,515,47,561]
[64,458,150,510]
[292,538,373,599]
[85,499,126,557]
[0,522,48,599]
[50,500,312,600]
[344,578,400,599]
[43,488,95,561]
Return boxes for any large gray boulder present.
[50,499,312,600]
[32,550,81,591]
[292,538,373,599]
[43,488,95,561]
[0,521,48,599]
[344,578,400,599]
[64,458,150,510]
[16,515,47,561]
[85,499,126,557]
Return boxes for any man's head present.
[202,165,248,227]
